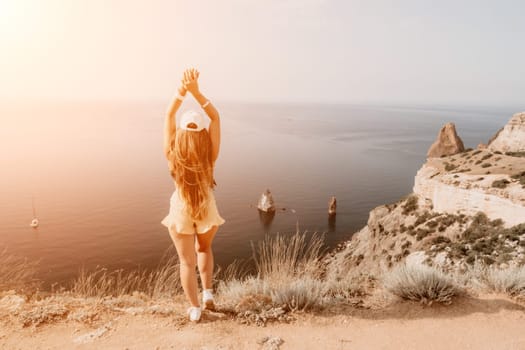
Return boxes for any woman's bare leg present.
[195,225,218,290]
[169,229,199,307]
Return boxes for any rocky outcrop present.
[477,143,487,150]
[427,123,465,158]
[258,189,275,212]
[413,161,525,228]
[488,112,525,153]
[339,114,525,276]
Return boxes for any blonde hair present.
[168,128,215,221]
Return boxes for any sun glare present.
[0,0,20,31]
[0,0,40,41]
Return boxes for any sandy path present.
[1,295,525,350]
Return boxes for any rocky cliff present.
[413,151,525,227]
[334,112,525,276]
[488,112,525,153]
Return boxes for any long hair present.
[168,128,215,221]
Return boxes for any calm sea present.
[0,100,518,287]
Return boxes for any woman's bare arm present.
[193,91,220,162]
[184,68,221,162]
[163,82,187,159]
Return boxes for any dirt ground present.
[1,294,524,350]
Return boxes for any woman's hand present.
[177,71,189,96]
[178,80,187,96]
[183,67,200,96]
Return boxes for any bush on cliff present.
[492,179,510,189]
[401,194,419,215]
[217,231,363,313]
[459,262,525,300]
[511,171,525,188]
[383,262,463,304]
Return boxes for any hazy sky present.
[1,0,524,105]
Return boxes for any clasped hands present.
[178,68,200,96]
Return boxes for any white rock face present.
[488,112,525,153]
[257,189,275,212]
[413,163,525,227]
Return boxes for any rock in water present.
[258,189,275,212]
[427,122,465,158]
[477,143,488,150]
[488,112,525,153]
[328,196,337,215]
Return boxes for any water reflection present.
[328,213,336,233]
[1,101,512,287]
[258,210,275,232]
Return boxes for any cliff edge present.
[488,112,525,153]
[336,112,525,276]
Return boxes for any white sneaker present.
[187,306,201,322]
[202,289,215,311]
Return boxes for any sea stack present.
[257,189,276,212]
[427,122,465,158]
[488,112,525,153]
[328,196,337,215]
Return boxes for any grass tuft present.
[218,231,365,313]
[70,249,181,298]
[383,262,463,304]
[0,248,41,293]
[218,232,328,312]
[480,265,525,299]
[401,194,419,215]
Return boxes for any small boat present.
[30,218,39,228]
[30,195,39,228]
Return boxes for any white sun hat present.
[179,110,206,132]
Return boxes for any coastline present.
[2,111,525,349]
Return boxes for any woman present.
[161,68,225,322]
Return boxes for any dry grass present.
[70,248,181,298]
[217,231,367,313]
[464,263,525,300]
[251,232,326,280]
[218,232,328,312]
[0,248,41,293]
[383,262,463,304]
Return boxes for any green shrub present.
[511,171,525,188]
[401,241,412,249]
[445,162,458,171]
[426,220,439,229]
[462,212,503,241]
[416,228,431,241]
[492,179,510,189]
[414,211,431,226]
[402,194,419,215]
[481,154,493,161]
[431,236,451,245]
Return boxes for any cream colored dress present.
[161,186,225,234]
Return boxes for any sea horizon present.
[0,100,522,287]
